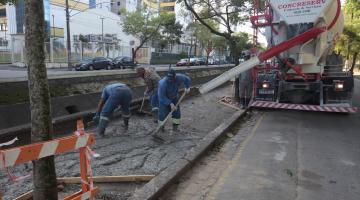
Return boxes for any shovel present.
[152,92,187,142]
[136,93,147,115]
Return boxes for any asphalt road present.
[164,79,360,200]
[0,64,232,80]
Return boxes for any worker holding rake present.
[158,69,191,132]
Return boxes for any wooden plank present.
[14,184,66,200]
[218,100,241,111]
[14,190,33,200]
[57,175,155,184]
[63,187,99,200]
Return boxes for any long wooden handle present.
[160,92,186,126]
[139,95,146,111]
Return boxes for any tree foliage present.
[179,0,251,64]
[121,7,182,60]
[0,0,16,5]
[335,0,360,72]
[158,13,183,50]
[187,21,218,64]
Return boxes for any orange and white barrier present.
[0,119,99,200]
[0,134,95,168]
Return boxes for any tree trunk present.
[228,38,241,101]
[132,48,136,61]
[188,37,193,64]
[25,1,58,200]
[350,52,358,73]
[206,54,209,66]
[194,37,198,56]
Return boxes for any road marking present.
[205,114,265,200]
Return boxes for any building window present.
[0,23,7,31]
[0,9,6,17]
[117,2,120,6]
[162,6,174,11]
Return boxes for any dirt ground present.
[0,85,237,200]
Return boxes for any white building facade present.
[1,0,140,64]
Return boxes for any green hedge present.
[150,52,194,65]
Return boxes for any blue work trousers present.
[101,87,132,118]
[158,98,181,125]
[150,90,159,111]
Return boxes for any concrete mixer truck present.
[199,0,357,113]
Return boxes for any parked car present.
[112,56,137,69]
[196,57,207,65]
[189,58,200,66]
[74,57,113,71]
[176,58,190,66]
[208,58,215,65]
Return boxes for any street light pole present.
[66,0,72,70]
[100,17,105,56]
[52,14,55,38]
[100,17,105,42]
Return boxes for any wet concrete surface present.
[0,85,236,199]
[161,79,360,200]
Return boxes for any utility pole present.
[52,15,55,38]
[66,0,72,70]
[100,17,105,57]
[100,17,105,42]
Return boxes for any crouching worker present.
[158,69,191,132]
[93,83,132,137]
[136,66,161,122]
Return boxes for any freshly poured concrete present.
[0,85,236,199]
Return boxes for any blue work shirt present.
[158,73,191,105]
[101,83,127,101]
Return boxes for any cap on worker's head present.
[167,69,176,79]
[136,66,146,77]
[135,66,145,72]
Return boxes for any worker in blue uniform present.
[93,83,132,137]
[158,69,191,131]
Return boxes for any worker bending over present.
[158,69,191,131]
[136,66,161,122]
[94,83,132,137]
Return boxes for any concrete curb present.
[130,109,247,200]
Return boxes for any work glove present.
[170,103,177,111]
[185,88,191,94]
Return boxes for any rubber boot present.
[98,117,109,137]
[172,124,179,132]
[240,98,246,109]
[122,117,129,130]
[245,98,251,108]
[98,128,105,137]
[152,109,158,124]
